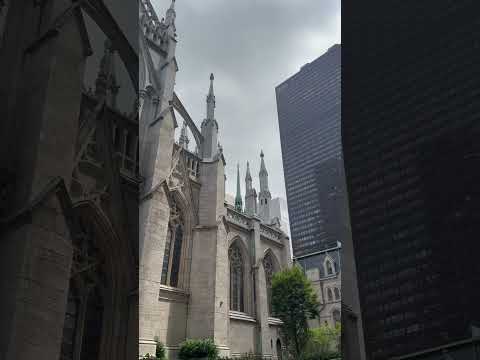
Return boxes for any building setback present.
[343,2,480,359]
[275,44,345,258]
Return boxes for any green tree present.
[271,265,320,359]
[303,324,341,360]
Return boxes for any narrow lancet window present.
[229,245,244,312]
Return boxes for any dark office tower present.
[276,44,345,258]
[343,1,480,359]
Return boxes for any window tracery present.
[160,196,184,288]
[229,244,244,312]
[325,257,335,276]
[327,287,334,302]
[334,287,340,300]
[263,253,275,314]
[60,218,105,360]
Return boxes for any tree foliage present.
[271,265,320,358]
[302,324,341,360]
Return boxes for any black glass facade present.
[276,44,343,257]
[343,2,480,359]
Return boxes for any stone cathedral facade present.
[139,1,291,358]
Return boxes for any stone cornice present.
[193,225,219,231]
[229,311,257,323]
[267,317,284,326]
[158,285,189,303]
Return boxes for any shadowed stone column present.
[0,0,87,358]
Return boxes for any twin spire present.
[234,151,271,221]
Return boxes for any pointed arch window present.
[60,218,105,360]
[229,245,244,312]
[325,258,335,276]
[263,253,275,315]
[161,198,184,288]
[334,287,341,300]
[327,288,333,302]
[332,309,341,326]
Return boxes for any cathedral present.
[138,0,291,358]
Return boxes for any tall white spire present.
[206,73,215,120]
[201,73,219,159]
[235,163,243,212]
[259,150,269,192]
[245,161,257,216]
[246,161,252,188]
[258,150,271,222]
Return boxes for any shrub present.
[140,338,166,360]
[218,355,270,360]
[178,338,219,360]
[141,354,157,360]
[300,324,341,360]
[155,339,166,360]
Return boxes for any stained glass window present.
[263,253,274,314]
[229,245,244,312]
[160,197,184,288]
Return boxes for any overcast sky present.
[153,0,340,199]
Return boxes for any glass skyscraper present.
[275,44,345,259]
[343,2,480,358]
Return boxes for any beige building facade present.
[138,1,291,358]
[299,246,342,329]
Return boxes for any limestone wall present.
[229,317,257,356]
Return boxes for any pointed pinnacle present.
[246,161,252,181]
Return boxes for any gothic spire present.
[165,0,176,27]
[260,150,268,177]
[179,121,189,150]
[258,150,271,222]
[246,161,252,183]
[201,73,219,159]
[206,73,215,120]
[235,163,243,212]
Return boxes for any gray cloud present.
[153,0,340,199]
